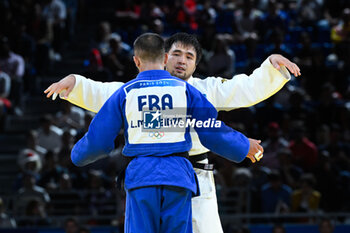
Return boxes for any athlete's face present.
[166,42,197,81]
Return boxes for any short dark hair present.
[133,33,165,63]
[165,33,202,65]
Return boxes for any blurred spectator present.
[231,168,252,213]
[0,1,11,36]
[37,114,63,153]
[57,130,74,159]
[261,170,292,213]
[17,149,42,174]
[93,21,112,56]
[327,123,349,159]
[0,70,10,98]
[206,35,235,78]
[255,96,285,127]
[331,8,350,44]
[315,83,345,127]
[86,170,114,216]
[196,0,216,29]
[291,173,321,213]
[75,111,94,142]
[318,218,334,233]
[59,173,74,191]
[0,197,16,228]
[289,121,318,171]
[35,18,53,75]
[139,1,164,27]
[259,0,289,39]
[261,122,289,169]
[235,0,262,41]
[82,48,113,82]
[278,148,303,189]
[314,150,339,212]
[336,171,350,211]
[0,36,25,106]
[115,1,141,31]
[315,124,331,150]
[38,150,67,190]
[287,89,314,126]
[63,0,79,40]
[14,172,50,216]
[104,33,134,82]
[331,8,350,88]
[293,33,326,99]
[25,130,48,158]
[296,0,322,27]
[18,199,51,227]
[167,0,198,31]
[0,37,25,81]
[249,164,271,213]
[0,71,12,131]
[150,19,166,36]
[41,0,67,59]
[234,0,262,59]
[55,101,85,129]
[104,34,125,80]
[213,2,234,34]
[10,20,36,93]
[198,23,216,52]
[49,173,82,215]
[64,217,79,233]
[13,148,42,191]
[264,29,292,59]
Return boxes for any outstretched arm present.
[44,74,124,113]
[196,54,300,111]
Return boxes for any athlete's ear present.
[163,53,168,66]
[133,56,141,69]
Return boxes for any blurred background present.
[0,0,350,232]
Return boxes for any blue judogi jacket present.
[71,70,249,194]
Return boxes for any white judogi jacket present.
[63,58,291,156]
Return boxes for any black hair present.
[165,33,202,65]
[133,33,165,63]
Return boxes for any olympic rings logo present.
[148,131,165,139]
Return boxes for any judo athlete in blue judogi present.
[71,33,262,233]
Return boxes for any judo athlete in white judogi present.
[46,33,301,233]
[71,33,262,233]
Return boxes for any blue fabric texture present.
[125,186,192,233]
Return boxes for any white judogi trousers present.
[192,160,223,233]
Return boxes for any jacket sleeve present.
[186,83,250,163]
[61,74,124,113]
[196,58,291,111]
[71,89,124,166]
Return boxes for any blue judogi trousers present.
[125,185,193,233]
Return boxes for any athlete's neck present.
[184,76,192,82]
[138,63,165,72]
